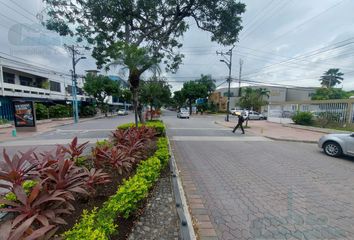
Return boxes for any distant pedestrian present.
[232,114,245,134]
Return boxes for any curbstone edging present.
[283,123,351,134]
[264,136,317,143]
[167,136,197,240]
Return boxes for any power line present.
[241,0,294,41]
[256,0,347,49]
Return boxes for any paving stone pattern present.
[173,140,354,240]
[128,169,180,240]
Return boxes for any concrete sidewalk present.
[215,120,326,143]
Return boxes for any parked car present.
[117,109,129,115]
[318,133,354,157]
[177,109,190,119]
[230,108,244,115]
[246,111,266,120]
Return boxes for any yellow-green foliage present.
[63,135,170,239]
[96,139,113,148]
[117,120,165,136]
[64,208,116,240]
[155,138,170,167]
[0,180,38,208]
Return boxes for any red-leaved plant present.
[0,149,37,190]
[95,146,132,174]
[62,137,89,161]
[42,158,89,196]
[0,214,57,240]
[83,168,111,194]
[0,183,72,230]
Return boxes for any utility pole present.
[217,45,235,122]
[65,45,86,124]
[238,59,243,97]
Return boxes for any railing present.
[268,99,354,126]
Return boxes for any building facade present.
[210,85,317,111]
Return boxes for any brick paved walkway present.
[173,140,354,240]
[165,114,354,240]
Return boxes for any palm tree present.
[320,68,344,88]
[106,43,160,126]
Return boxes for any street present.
[163,111,354,240]
[0,115,134,155]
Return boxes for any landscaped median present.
[0,120,170,240]
[64,137,170,239]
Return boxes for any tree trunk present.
[132,88,139,128]
[189,99,192,115]
[138,103,144,124]
[150,103,153,121]
[129,71,140,128]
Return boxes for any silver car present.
[177,109,190,119]
[318,133,354,157]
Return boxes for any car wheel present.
[323,141,342,157]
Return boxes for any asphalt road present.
[163,111,354,240]
[0,115,134,156]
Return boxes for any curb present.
[167,137,197,240]
[283,124,351,134]
[264,136,317,144]
[0,124,12,129]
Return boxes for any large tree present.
[239,87,269,112]
[83,74,121,116]
[311,88,349,100]
[172,90,186,110]
[43,0,246,126]
[140,77,171,119]
[181,81,208,115]
[197,74,216,95]
[320,68,344,88]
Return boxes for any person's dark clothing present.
[232,115,245,134]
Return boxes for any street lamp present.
[72,56,86,124]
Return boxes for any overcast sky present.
[1,0,354,92]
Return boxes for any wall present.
[286,88,316,101]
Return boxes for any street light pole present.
[217,45,235,122]
[67,45,86,123]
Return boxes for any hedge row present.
[117,120,165,137]
[63,127,169,240]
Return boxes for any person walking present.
[232,114,245,134]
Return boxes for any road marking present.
[168,128,231,131]
[0,138,107,147]
[56,129,113,132]
[171,136,272,142]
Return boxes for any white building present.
[212,85,317,111]
[0,56,90,120]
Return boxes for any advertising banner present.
[13,101,36,128]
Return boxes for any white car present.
[177,109,190,119]
[318,133,354,157]
[247,111,266,120]
[117,109,128,115]
[230,108,244,115]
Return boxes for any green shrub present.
[80,105,97,117]
[117,120,165,136]
[292,111,313,126]
[96,139,113,148]
[0,119,9,125]
[49,104,72,118]
[63,136,169,239]
[64,208,115,240]
[35,103,49,120]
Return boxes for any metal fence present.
[267,99,354,126]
